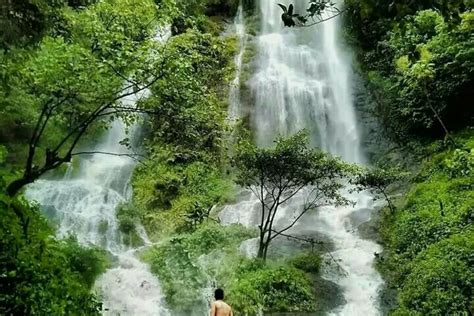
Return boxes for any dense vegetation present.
[346,0,473,140]
[0,0,169,312]
[345,1,474,314]
[1,0,472,314]
[0,191,108,314]
[378,132,473,315]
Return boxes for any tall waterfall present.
[221,1,384,315]
[25,30,172,315]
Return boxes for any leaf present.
[277,3,288,13]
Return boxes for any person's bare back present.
[211,300,233,316]
[210,288,233,316]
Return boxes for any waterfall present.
[25,30,172,316]
[220,1,384,315]
[228,2,246,120]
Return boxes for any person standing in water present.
[210,288,233,316]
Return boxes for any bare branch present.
[104,61,141,87]
[271,230,348,276]
[269,201,328,242]
[300,8,347,27]
[72,151,147,165]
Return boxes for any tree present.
[352,164,409,213]
[5,43,169,197]
[232,131,353,261]
[3,0,174,198]
[277,0,344,27]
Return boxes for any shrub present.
[59,236,109,288]
[395,232,474,315]
[142,223,255,312]
[0,198,104,315]
[227,265,317,315]
[379,132,474,314]
[288,251,322,274]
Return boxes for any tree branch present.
[300,8,347,27]
[271,230,348,276]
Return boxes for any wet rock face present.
[267,232,336,259]
[312,276,346,315]
[351,71,395,164]
[348,204,383,243]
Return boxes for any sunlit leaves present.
[347,1,474,138]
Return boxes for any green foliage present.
[379,131,474,315]
[227,264,317,315]
[444,148,474,177]
[233,131,354,259]
[0,196,107,315]
[288,251,322,274]
[143,29,234,152]
[0,0,171,197]
[133,155,234,237]
[346,0,474,139]
[142,222,255,313]
[234,131,353,202]
[0,0,64,48]
[171,0,240,35]
[116,203,143,247]
[132,23,236,238]
[59,236,109,288]
[353,164,409,212]
[394,232,474,315]
[117,203,137,234]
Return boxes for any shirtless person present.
[210,288,233,316]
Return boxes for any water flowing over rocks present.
[220,1,385,314]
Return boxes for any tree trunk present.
[262,241,270,261]
[257,232,272,261]
[257,229,266,259]
[6,176,35,197]
[381,190,395,213]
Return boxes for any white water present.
[220,1,384,315]
[25,51,171,315]
[228,3,247,120]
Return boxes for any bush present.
[116,203,137,234]
[133,155,234,238]
[386,154,473,260]
[59,236,109,288]
[346,1,474,139]
[444,148,474,178]
[379,132,474,314]
[395,232,474,315]
[0,198,105,315]
[288,251,322,274]
[227,265,317,315]
[142,222,255,312]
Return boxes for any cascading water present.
[220,1,384,315]
[25,30,172,315]
[228,3,247,121]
